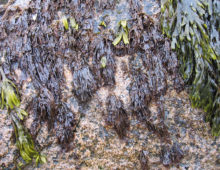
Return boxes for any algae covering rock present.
[161,0,220,136]
[0,0,219,169]
[12,115,46,167]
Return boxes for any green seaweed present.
[0,67,27,120]
[0,67,20,110]
[100,56,107,68]
[11,114,46,166]
[62,16,69,30]
[99,21,107,28]
[70,17,79,31]
[113,20,129,46]
[0,67,46,165]
[161,0,220,136]
[61,15,78,31]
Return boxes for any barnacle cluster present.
[161,0,220,136]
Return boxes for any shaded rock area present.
[0,0,219,169]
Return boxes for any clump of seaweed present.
[97,0,118,11]
[30,87,77,150]
[30,87,56,136]
[129,62,151,120]
[91,37,116,87]
[105,95,130,139]
[12,115,46,166]
[139,150,150,170]
[60,12,79,31]
[127,13,179,143]
[0,67,20,109]
[161,0,220,136]
[160,143,184,167]
[72,64,98,103]
[112,20,129,46]
[55,102,76,150]
[0,66,45,167]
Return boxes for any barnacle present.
[161,0,220,136]
[12,114,46,166]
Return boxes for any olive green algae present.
[161,0,220,136]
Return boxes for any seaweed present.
[129,54,168,118]
[129,66,151,120]
[106,95,130,139]
[55,102,76,150]
[0,67,20,109]
[70,17,79,31]
[113,20,129,46]
[60,12,79,31]
[96,0,118,11]
[30,87,56,136]
[161,0,220,136]
[0,66,44,166]
[91,37,116,87]
[61,15,69,30]
[0,0,208,168]
[12,114,46,166]
[128,13,180,142]
[139,150,150,170]
[72,64,98,103]
[99,21,106,28]
[160,142,184,167]
[209,0,220,56]
[0,66,28,121]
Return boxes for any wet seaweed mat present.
[0,0,219,169]
[161,0,220,136]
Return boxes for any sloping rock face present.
[0,0,219,169]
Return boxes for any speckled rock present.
[0,0,219,170]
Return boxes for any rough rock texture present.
[1,57,219,169]
[29,59,220,169]
[0,0,219,170]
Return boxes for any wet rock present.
[160,142,184,167]
[139,150,150,170]
[0,0,219,169]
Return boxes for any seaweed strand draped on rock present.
[161,0,220,136]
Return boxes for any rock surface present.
[0,0,219,170]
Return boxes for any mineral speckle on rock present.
[0,0,219,169]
